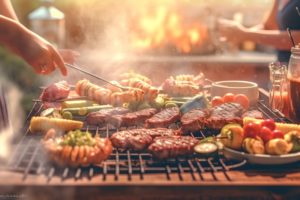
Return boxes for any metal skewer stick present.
[65,63,128,90]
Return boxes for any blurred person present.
[218,0,300,63]
[0,0,79,76]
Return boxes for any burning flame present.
[130,3,208,53]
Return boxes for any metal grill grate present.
[6,94,292,182]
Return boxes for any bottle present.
[28,0,65,48]
[269,62,290,116]
[287,45,300,120]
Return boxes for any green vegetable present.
[61,105,112,116]
[62,111,73,120]
[151,96,165,109]
[165,102,178,108]
[179,94,209,114]
[194,142,218,157]
[60,130,96,147]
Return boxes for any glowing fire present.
[130,4,208,53]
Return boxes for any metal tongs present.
[65,63,130,91]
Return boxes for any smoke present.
[0,77,24,163]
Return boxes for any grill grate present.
[6,94,292,182]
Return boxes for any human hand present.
[217,18,246,44]
[58,49,80,65]
[15,29,67,76]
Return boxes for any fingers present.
[50,46,68,76]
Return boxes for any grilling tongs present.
[65,63,130,91]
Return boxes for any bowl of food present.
[211,80,259,106]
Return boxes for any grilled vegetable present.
[284,131,300,152]
[242,137,265,154]
[29,117,83,133]
[61,105,112,116]
[61,100,94,109]
[62,111,73,120]
[220,124,244,150]
[243,117,300,134]
[40,108,62,118]
[194,142,218,157]
[265,138,291,155]
[179,94,209,114]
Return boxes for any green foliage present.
[0,47,42,114]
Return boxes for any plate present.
[223,147,300,165]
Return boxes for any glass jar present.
[288,46,300,120]
[269,62,290,116]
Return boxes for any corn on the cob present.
[29,117,83,133]
[243,117,300,134]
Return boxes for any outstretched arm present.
[0,15,67,75]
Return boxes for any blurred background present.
[1,0,273,115]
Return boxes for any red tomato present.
[260,119,276,131]
[259,126,273,143]
[211,96,224,107]
[223,93,235,103]
[233,94,250,110]
[243,122,261,138]
[272,129,284,139]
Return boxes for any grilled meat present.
[110,128,177,151]
[148,136,199,159]
[86,107,130,126]
[205,103,245,129]
[145,107,181,128]
[109,108,157,128]
[180,109,207,134]
[75,79,144,106]
[40,81,70,101]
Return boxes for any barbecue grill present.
[5,89,292,184]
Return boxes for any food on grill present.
[148,136,199,159]
[205,103,244,129]
[233,94,250,110]
[179,94,209,114]
[284,131,300,152]
[109,108,158,128]
[120,78,158,101]
[110,128,177,151]
[61,100,94,109]
[242,137,265,154]
[40,108,62,118]
[180,109,207,134]
[61,105,112,117]
[174,73,205,85]
[145,107,181,128]
[220,124,244,150]
[40,81,70,101]
[86,107,130,126]
[211,96,224,107]
[75,79,144,106]
[43,129,112,166]
[265,138,291,155]
[161,77,200,97]
[243,117,300,134]
[29,117,83,133]
[194,142,218,158]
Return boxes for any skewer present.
[287,28,296,47]
[65,63,130,91]
[32,96,89,103]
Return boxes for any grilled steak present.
[180,109,207,134]
[110,128,177,151]
[86,107,130,126]
[204,103,244,129]
[145,107,180,128]
[109,108,157,128]
[148,136,199,159]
